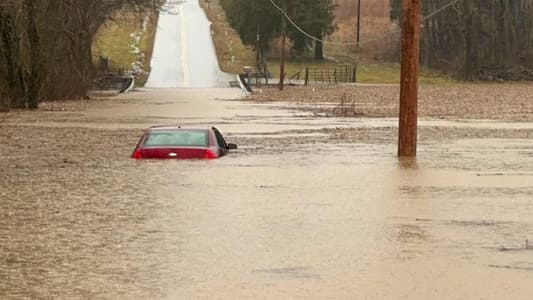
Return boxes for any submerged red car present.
[131,126,237,159]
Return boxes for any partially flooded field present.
[252,83,533,121]
[1,87,533,299]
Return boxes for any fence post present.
[264,64,269,85]
[353,65,357,83]
[345,65,348,82]
[305,67,309,86]
[0,90,10,112]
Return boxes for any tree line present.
[0,0,161,110]
[391,0,533,80]
[222,0,533,80]
[219,0,336,62]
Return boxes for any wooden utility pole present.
[356,0,361,47]
[279,1,287,91]
[256,23,261,64]
[398,0,420,157]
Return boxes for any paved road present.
[145,0,229,88]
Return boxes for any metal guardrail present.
[237,74,252,94]
[93,75,135,93]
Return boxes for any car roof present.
[148,125,215,132]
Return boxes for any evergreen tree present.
[221,0,336,60]
[221,0,279,62]
[288,0,337,59]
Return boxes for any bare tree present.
[391,0,533,80]
[0,0,163,110]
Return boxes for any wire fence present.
[304,64,356,86]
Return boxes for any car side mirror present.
[227,143,238,150]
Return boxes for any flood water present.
[1,88,533,299]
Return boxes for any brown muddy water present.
[1,88,533,299]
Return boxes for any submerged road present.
[145,0,227,88]
[2,88,533,299]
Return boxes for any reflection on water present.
[2,90,533,299]
[398,156,418,170]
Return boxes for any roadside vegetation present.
[201,0,452,84]
[391,0,533,81]
[205,0,533,84]
[199,0,256,74]
[93,11,158,86]
[264,60,453,85]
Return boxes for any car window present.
[144,130,208,147]
[213,128,228,148]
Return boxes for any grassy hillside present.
[92,11,157,86]
[199,0,256,74]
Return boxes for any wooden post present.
[264,63,269,85]
[26,0,40,109]
[256,24,261,64]
[356,0,361,47]
[0,89,9,112]
[279,1,287,91]
[398,0,420,157]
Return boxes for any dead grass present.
[334,0,391,21]
[326,17,399,60]
[327,1,457,84]
[310,0,397,63]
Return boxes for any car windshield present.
[144,130,208,147]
